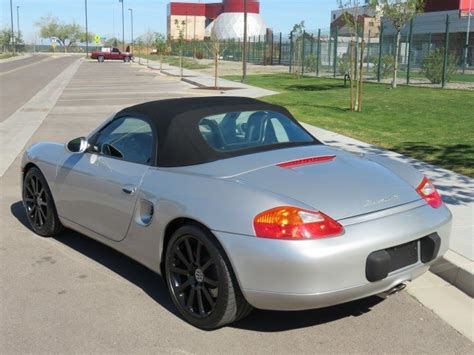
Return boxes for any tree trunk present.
[349,41,355,111]
[180,50,183,78]
[357,40,366,112]
[392,30,401,89]
[214,50,219,89]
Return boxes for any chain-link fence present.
[169,12,473,87]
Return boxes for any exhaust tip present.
[380,283,407,298]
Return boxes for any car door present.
[56,116,156,242]
[110,47,121,60]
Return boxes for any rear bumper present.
[214,203,452,311]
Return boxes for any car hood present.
[231,146,421,220]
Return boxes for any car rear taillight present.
[416,177,442,208]
[253,206,344,240]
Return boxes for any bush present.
[372,55,394,79]
[421,48,458,84]
[337,54,349,76]
[195,50,204,60]
[304,54,318,72]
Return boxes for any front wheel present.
[22,167,63,237]
[98,56,104,63]
[123,56,130,62]
[165,225,252,329]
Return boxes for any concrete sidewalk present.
[135,57,277,98]
[142,58,473,297]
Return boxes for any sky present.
[0,0,337,44]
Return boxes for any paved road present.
[0,57,472,354]
[0,55,79,122]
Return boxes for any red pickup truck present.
[91,47,133,62]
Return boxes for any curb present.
[430,250,473,297]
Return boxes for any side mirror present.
[65,137,88,154]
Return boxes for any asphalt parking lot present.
[0,56,472,353]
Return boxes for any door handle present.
[122,184,137,195]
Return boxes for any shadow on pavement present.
[11,200,386,332]
[232,295,384,332]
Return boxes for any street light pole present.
[85,0,89,57]
[16,6,20,42]
[463,0,472,74]
[9,0,15,54]
[241,0,248,83]
[128,8,133,53]
[120,0,125,51]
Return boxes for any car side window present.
[112,47,119,53]
[92,117,154,165]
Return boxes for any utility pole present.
[128,8,134,52]
[120,0,125,51]
[241,0,248,82]
[463,0,472,74]
[85,0,89,57]
[10,0,15,54]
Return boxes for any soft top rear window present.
[198,110,314,153]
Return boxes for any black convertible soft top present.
[115,96,319,167]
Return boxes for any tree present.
[35,15,85,52]
[154,33,167,71]
[141,29,155,65]
[289,21,305,77]
[174,19,186,78]
[0,27,23,52]
[337,0,366,112]
[206,28,227,89]
[369,0,424,88]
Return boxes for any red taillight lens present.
[416,177,442,208]
[253,206,344,240]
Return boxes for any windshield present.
[198,110,314,152]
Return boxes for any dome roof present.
[205,13,267,40]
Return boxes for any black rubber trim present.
[366,250,391,282]
[420,233,441,263]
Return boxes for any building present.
[330,0,380,38]
[167,0,267,41]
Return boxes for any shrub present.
[421,48,458,84]
[337,54,349,76]
[304,54,318,73]
[372,55,394,79]
[195,50,204,60]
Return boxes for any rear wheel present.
[98,56,104,63]
[123,56,130,62]
[165,225,252,329]
[22,167,63,237]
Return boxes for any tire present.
[98,56,104,63]
[22,167,63,237]
[124,57,130,62]
[165,225,252,330]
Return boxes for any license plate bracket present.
[386,240,418,272]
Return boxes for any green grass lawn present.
[225,74,474,177]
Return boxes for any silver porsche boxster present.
[21,97,452,329]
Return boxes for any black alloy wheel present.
[22,167,63,237]
[165,225,252,329]
[169,234,219,318]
